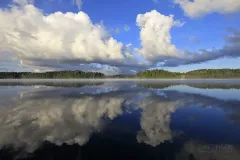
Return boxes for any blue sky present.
[0,0,240,74]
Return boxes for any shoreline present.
[1,78,240,82]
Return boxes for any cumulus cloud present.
[174,0,240,18]
[136,10,182,62]
[0,4,140,73]
[1,3,240,74]
[6,8,185,71]
[135,10,240,68]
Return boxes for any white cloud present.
[136,10,240,68]
[124,25,130,32]
[1,3,240,74]
[0,4,139,71]
[136,10,182,62]
[152,0,159,4]
[174,0,240,18]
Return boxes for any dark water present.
[0,79,240,160]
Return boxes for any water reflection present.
[136,97,180,147]
[0,89,138,152]
[0,80,239,159]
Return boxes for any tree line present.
[136,69,181,78]
[185,69,240,78]
[0,70,105,79]
[136,69,240,78]
[0,69,240,79]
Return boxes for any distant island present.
[0,69,240,79]
[111,69,240,79]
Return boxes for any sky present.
[0,0,240,75]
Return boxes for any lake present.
[0,79,240,160]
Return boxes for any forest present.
[0,69,240,79]
[136,69,240,78]
[0,70,105,79]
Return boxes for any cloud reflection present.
[0,88,137,153]
[0,81,239,154]
[136,98,180,146]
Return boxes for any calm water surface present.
[0,79,240,160]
